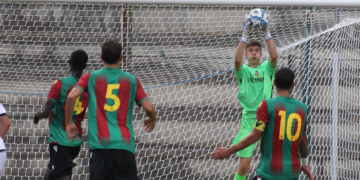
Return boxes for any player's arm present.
[300,133,314,180]
[141,100,157,133]
[0,115,10,139]
[211,121,264,159]
[34,100,55,124]
[34,79,61,125]
[65,87,83,125]
[65,73,89,139]
[234,42,245,71]
[300,133,308,159]
[0,104,10,139]
[235,14,251,71]
[211,100,268,159]
[229,124,263,153]
[136,77,157,132]
[65,87,82,139]
[263,15,277,68]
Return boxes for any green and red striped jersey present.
[47,76,88,146]
[75,67,147,153]
[255,96,307,179]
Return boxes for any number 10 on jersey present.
[278,110,302,141]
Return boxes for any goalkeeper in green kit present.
[231,14,277,180]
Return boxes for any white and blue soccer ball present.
[248,9,269,30]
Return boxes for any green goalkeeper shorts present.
[232,118,257,158]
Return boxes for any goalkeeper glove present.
[240,14,251,43]
[263,14,272,40]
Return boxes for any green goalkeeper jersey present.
[234,60,276,119]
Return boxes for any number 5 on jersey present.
[104,84,120,112]
[278,110,302,141]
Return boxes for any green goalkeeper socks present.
[234,172,246,180]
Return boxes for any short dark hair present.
[275,67,295,90]
[101,39,122,64]
[245,40,262,51]
[69,49,88,70]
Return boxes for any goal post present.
[2,0,360,7]
[0,1,359,180]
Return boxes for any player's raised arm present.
[263,15,277,68]
[235,15,251,71]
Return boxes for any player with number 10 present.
[211,68,314,180]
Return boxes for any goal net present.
[0,2,359,180]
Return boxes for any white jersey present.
[0,103,6,150]
[0,103,5,116]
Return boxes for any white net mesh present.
[0,2,360,180]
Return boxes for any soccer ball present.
[247,9,269,30]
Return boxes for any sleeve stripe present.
[137,98,147,106]
[76,86,85,93]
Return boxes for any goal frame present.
[0,0,360,7]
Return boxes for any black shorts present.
[48,144,80,179]
[253,176,297,180]
[90,149,139,180]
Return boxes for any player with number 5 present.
[34,49,89,180]
[65,39,156,180]
[211,68,314,180]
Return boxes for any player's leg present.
[89,149,112,180]
[0,150,7,179]
[112,149,139,180]
[44,164,72,180]
[46,144,78,180]
[232,118,257,180]
[51,145,81,180]
[237,157,252,176]
[44,167,53,180]
[44,144,56,180]
[70,145,81,161]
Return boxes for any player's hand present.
[301,165,314,180]
[263,14,270,32]
[143,117,156,133]
[66,124,80,140]
[33,111,42,125]
[242,14,252,38]
[263,14,272,40]
[210,147,231,160]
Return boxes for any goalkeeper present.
[231,14,277,180]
